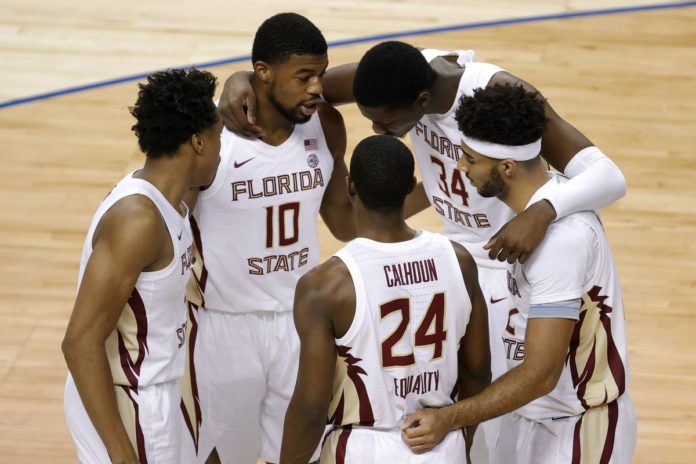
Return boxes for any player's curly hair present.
[455,83,548,146]
[251,13,327,64]
[353,41,436,108]
[130,68,218,158]
[350,135,415,210]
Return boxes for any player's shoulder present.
[298,256,352,300]
[550,212,599,243]
[317,102,344,128]
[532,214,598,268]
[488,69,541,95]
[447,239,476,270]
[93,194,169,261]
[296,256,355,316]
[317,102,346,159]
[101,194,168,241]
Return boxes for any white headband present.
[462,134,542,161]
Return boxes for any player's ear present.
[253,61,273,83]
[191,132,205,154]
[346,176,357,202]
[500,159,516,177]
[416,91,431,110]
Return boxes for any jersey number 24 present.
[380,292,447,368]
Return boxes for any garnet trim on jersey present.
[121,385,149,464]
[333,345,375,427]
[336,426,352,464]
[568,285,626,410]
[117,288,149,387]
[181,303,202,452]
[571,399,619,464]
[189,216,208,306]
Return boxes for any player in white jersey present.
[280,135,490,464]
[400,84,636,463]
[180,14,354,464]
[218,40,627,462]
[62,69,222,464]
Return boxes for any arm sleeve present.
[529,298,581,320]
[543,146,627,219]
[524,222,590,306]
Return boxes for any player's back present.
[328,230,472,430]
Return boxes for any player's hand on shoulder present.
[485,199,557,264]
[219,70,264,139]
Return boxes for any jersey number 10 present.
[380,292,447,368]
[265,202,300,248]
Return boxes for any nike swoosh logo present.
[177,230,183,240]
[233,157,255,168]
[490,296,508,304]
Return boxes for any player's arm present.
[403,182,431,218]
[318,103,356,242]
[219,62,358,136]
[62,197,168,464]
[483,71,626,264]
[402,230,585,453]
[403,317,575,454]
[321,62,358,104]
[280,263,343,464]
[453,242,491,454]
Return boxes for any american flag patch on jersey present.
[304,138,318,151]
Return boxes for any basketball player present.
[401,83,636,463]
[180,13,354,464]
[280,135,490,464]
[62,68,221,464]
[218,40,627,461]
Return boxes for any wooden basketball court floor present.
[0,1,694,462]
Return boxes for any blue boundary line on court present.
[1,1,694,110]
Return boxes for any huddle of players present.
[62,11,637,464]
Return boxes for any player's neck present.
[252,82,294,146]
[498,168,550,214]
[427,67,464,115]
[136,156,190,213]
[356,208,418,243]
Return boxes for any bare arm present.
[219,62,358,136]
[404,182,431,218]
[402,316,575,453]
[321,62,358,105]
[318,104,356,242]
[454,243,491,453]
[280,263,349,464]
[62,197,168,463]
[218,70,264,138]
[483,71,626,264]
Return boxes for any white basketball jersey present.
[504,174,630,420]
[410,54,514,268]
[78,173,193,388]
[190,113,333,313]
[328,231,472,429]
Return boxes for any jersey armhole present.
[333,249,366,345]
